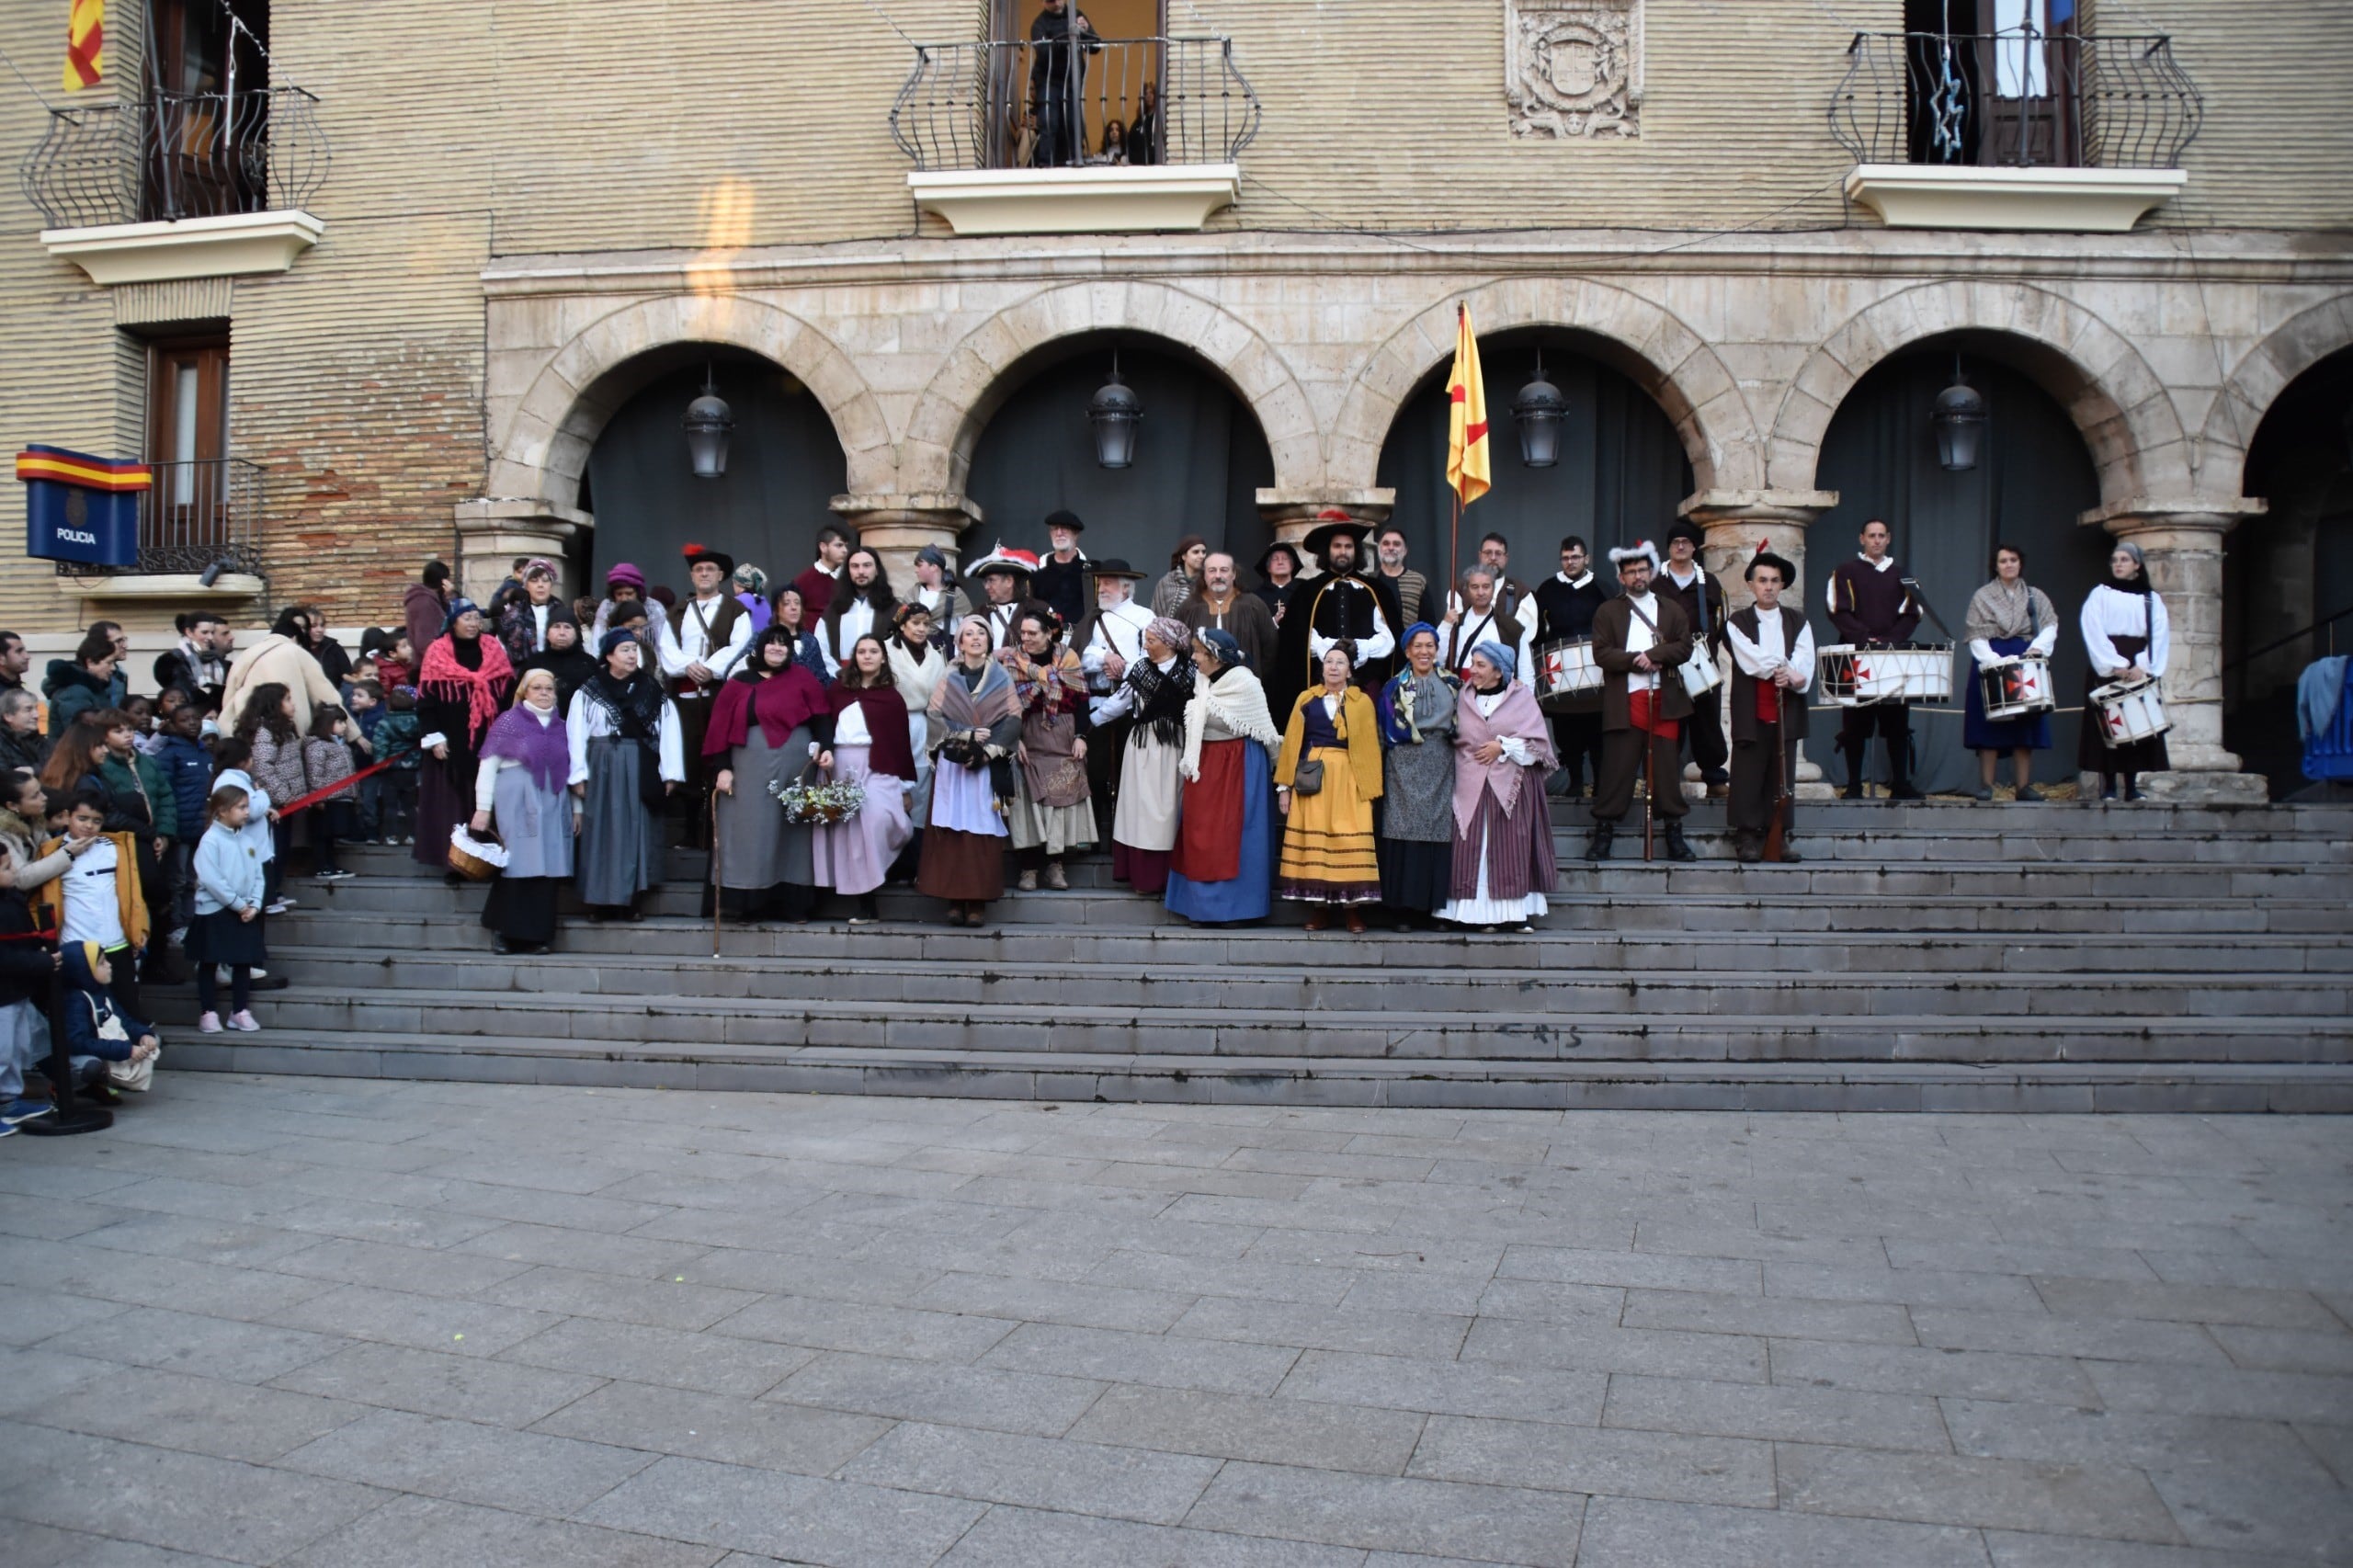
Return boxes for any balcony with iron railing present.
[22,86,329,285]
[56,458,267,592]
[1830,24,2200,232]
[892,35,1260,236]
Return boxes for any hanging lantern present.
[1514,351,1567,469]
[1087,353,1142,470]
[1933,358,1986,472]
[683,366,734,479]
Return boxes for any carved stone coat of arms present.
[1505,0,1643,139]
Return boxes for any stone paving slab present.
[2,1076,2348,1567]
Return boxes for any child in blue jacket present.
[62,939,159,1095]
[151,700,213,935]
[188,783,267,1032]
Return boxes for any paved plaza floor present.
[1,1075,2348,1567]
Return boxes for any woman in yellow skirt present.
[1274,645,1384,932]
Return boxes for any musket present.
[1766,680,1790,863]
[1643,696,1656,863]
[710,789,723,959]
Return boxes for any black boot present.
[1663,822,1698,862]
[1586,822,1615,861]
[1840,742,1867,800]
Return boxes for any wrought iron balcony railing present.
[891,35,1259,172]
[21,85,328,230]
[54,457,266,579]
[1831,26,2200,170]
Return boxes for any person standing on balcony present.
[1029,0,1101,169]
[1127,82,1160,165]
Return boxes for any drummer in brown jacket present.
[1587,540,1697,862]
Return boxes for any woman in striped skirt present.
[1273,645,1384,933]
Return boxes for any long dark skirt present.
[1378,837,1453,915]
[414,757,475,869]
[918,827,1006,903]
[482,876,560,948]
[2076,633,2171,778]
[1964,635,2052,753]
[185,907,267,967]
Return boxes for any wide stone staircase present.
[154,801,2353,1112]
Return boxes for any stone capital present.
[1256,488,1396,550]
[453,497,593,603]
[1677,489,1838,530]
[831,492,983,585]
[2077,495,2267,542]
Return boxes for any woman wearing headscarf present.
[766,585,832,683]
[472,668,574,954]
[1153,535,1209,619]
[413,599,515,873]
[814,634,916,923]
[920,615,1021,926]
[886,603,947,842]
[589,561,648,644]
[1374,623,1460,930]
[1002,607,1094,892]
[568,628,684,920]
[703,625,831,924]
[733,563,773,635]
[1093,617,1196,896]
[1963,543,2059,802]
[2079,539,2171,801]
[1166,629,1280,926]
[517,605,597,715]
[908,545,968,650]
[1274,645,1384,932]
[1439,642,1559,933]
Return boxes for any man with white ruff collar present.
[1586,540,1698,863]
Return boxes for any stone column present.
[1680,489,1838,793]
[2081,497,2269,804]
[831,492,984,590]
[453,498,591,605]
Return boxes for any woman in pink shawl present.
[1439,641,1558,932]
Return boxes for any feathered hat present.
[1608,540,1661,572]
[1745,537,1797,585]
[681,541,735,577]
[964,541,1040,581]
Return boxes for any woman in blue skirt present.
[1962,543,2058,801]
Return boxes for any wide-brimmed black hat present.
[1255,541,1303,577]
[1090,557,1144,581]
[682,542,735,577]
[1044,508,1085,535]
[1302,513,1370,560]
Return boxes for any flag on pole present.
[1445,303,1491,507]
[63,0,104,93]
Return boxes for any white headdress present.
[1608,540,1661,571]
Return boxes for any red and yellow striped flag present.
[1445,303,1491,507]
[63,0,105,93]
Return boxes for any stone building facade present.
[2,1,2348,799]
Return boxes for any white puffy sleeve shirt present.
[2080,584,2169,679]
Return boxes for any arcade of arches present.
[486,271,2353,803]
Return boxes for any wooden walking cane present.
[710,789,722,959]
[1766,682,1790,863]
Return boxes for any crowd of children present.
[0,600,434,1134]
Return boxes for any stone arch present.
[900,280,1321,495]
[2201,295,2353,496]
[1772,280,2188,504]
[1329,276,1761,494]
[486,293,892,508]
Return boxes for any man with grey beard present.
[1373,526,1427,626]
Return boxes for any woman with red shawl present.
[413,598,515,876]
[705,625,831,923]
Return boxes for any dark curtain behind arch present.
[1378,345,1693,591]
[964,347,1275,574]
[1810,351,2106,793]
[582,360,847,597]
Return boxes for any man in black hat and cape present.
[1030,510,1091,631]
[1273,511,1399,716]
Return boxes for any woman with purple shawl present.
[1438,642,1558,932]
[472,668,576,953]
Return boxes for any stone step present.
[164,1029,2353,1113]
[267,859,2353,926]
[258,930,2353,994]
[266,892,2353,948]
[141,979,2353,1045]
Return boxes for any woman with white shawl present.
[1438,642,1559,932]
[1166,629,1281,926]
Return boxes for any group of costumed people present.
[410,505,2182,947]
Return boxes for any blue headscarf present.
[1401,620,1440,653]
[597,627,642,661]
[1198,628,1246,672]
[439,597,483,635]
[1471,640,1518,680]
